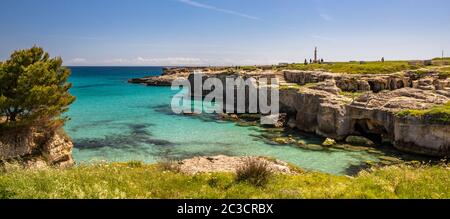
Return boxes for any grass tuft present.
[235,158,272,187]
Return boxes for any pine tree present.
[0,46,75,127]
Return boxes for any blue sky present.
[0,0,449,66]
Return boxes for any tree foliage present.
[0,46,75,127]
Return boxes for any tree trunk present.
[9,113,17,122]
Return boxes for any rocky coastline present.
[130,67,450,157]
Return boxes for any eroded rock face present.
[394,118,450,156]
[283,70,450,93]
[41,132,74,168]
[0,129,37,160]
[280,80,450,156]
[0,128,74,168]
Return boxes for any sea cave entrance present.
[353,119,388,144]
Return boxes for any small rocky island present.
[129,62,450,157]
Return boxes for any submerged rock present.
[379,156,403,164]
[322,138,337,146]
[346,136,375,147]
[218,113,239,121]
[273,137,296,145]
[304,144,325,151]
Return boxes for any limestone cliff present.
[280,82,449,157]
[0,127,74,168]
[284,70,450,94]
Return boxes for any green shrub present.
[126,161,144,168]
[438,70,450,79]
[239,66,259,71]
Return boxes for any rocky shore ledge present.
[130,67,450,157]
[178,155,295,174]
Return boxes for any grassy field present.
[1,162,449,199]
[432,57,450,66]
[397,101,450,124]
[282,61,421,74]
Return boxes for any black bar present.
[0,199,447,217]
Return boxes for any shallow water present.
[66,67,380,175]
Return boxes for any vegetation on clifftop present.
[283,61,420,74]
[396,102,450,124]
[432,57,450,65]
[0,162,449,199]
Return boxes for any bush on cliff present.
[0,47,75,129]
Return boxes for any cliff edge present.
[0,127,74,169]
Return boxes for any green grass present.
[432,57,450,66]
[239,66,259,71]
[396,102,450,124]
[432,57,450,61]
[437,67,450,79]
[408,67,450,79]
[432,57,450,62]
[283,61,421,74]
[0,162,449,199]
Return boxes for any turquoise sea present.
[66,67,380,175]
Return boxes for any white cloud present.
[178,0,260,20]
[101,57,206,66]
[319,13,333,21]
[311,35,335,41]
[45,34,103,40]
[67,58,87,64]
[135,57,204,65]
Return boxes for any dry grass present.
[235,158,272,187]
[156,160,181,173]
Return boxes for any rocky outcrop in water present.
[128,75,181,86]
[0,128,74,169]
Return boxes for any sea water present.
[66,67,379,175]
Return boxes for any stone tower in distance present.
[314,47,318,63]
